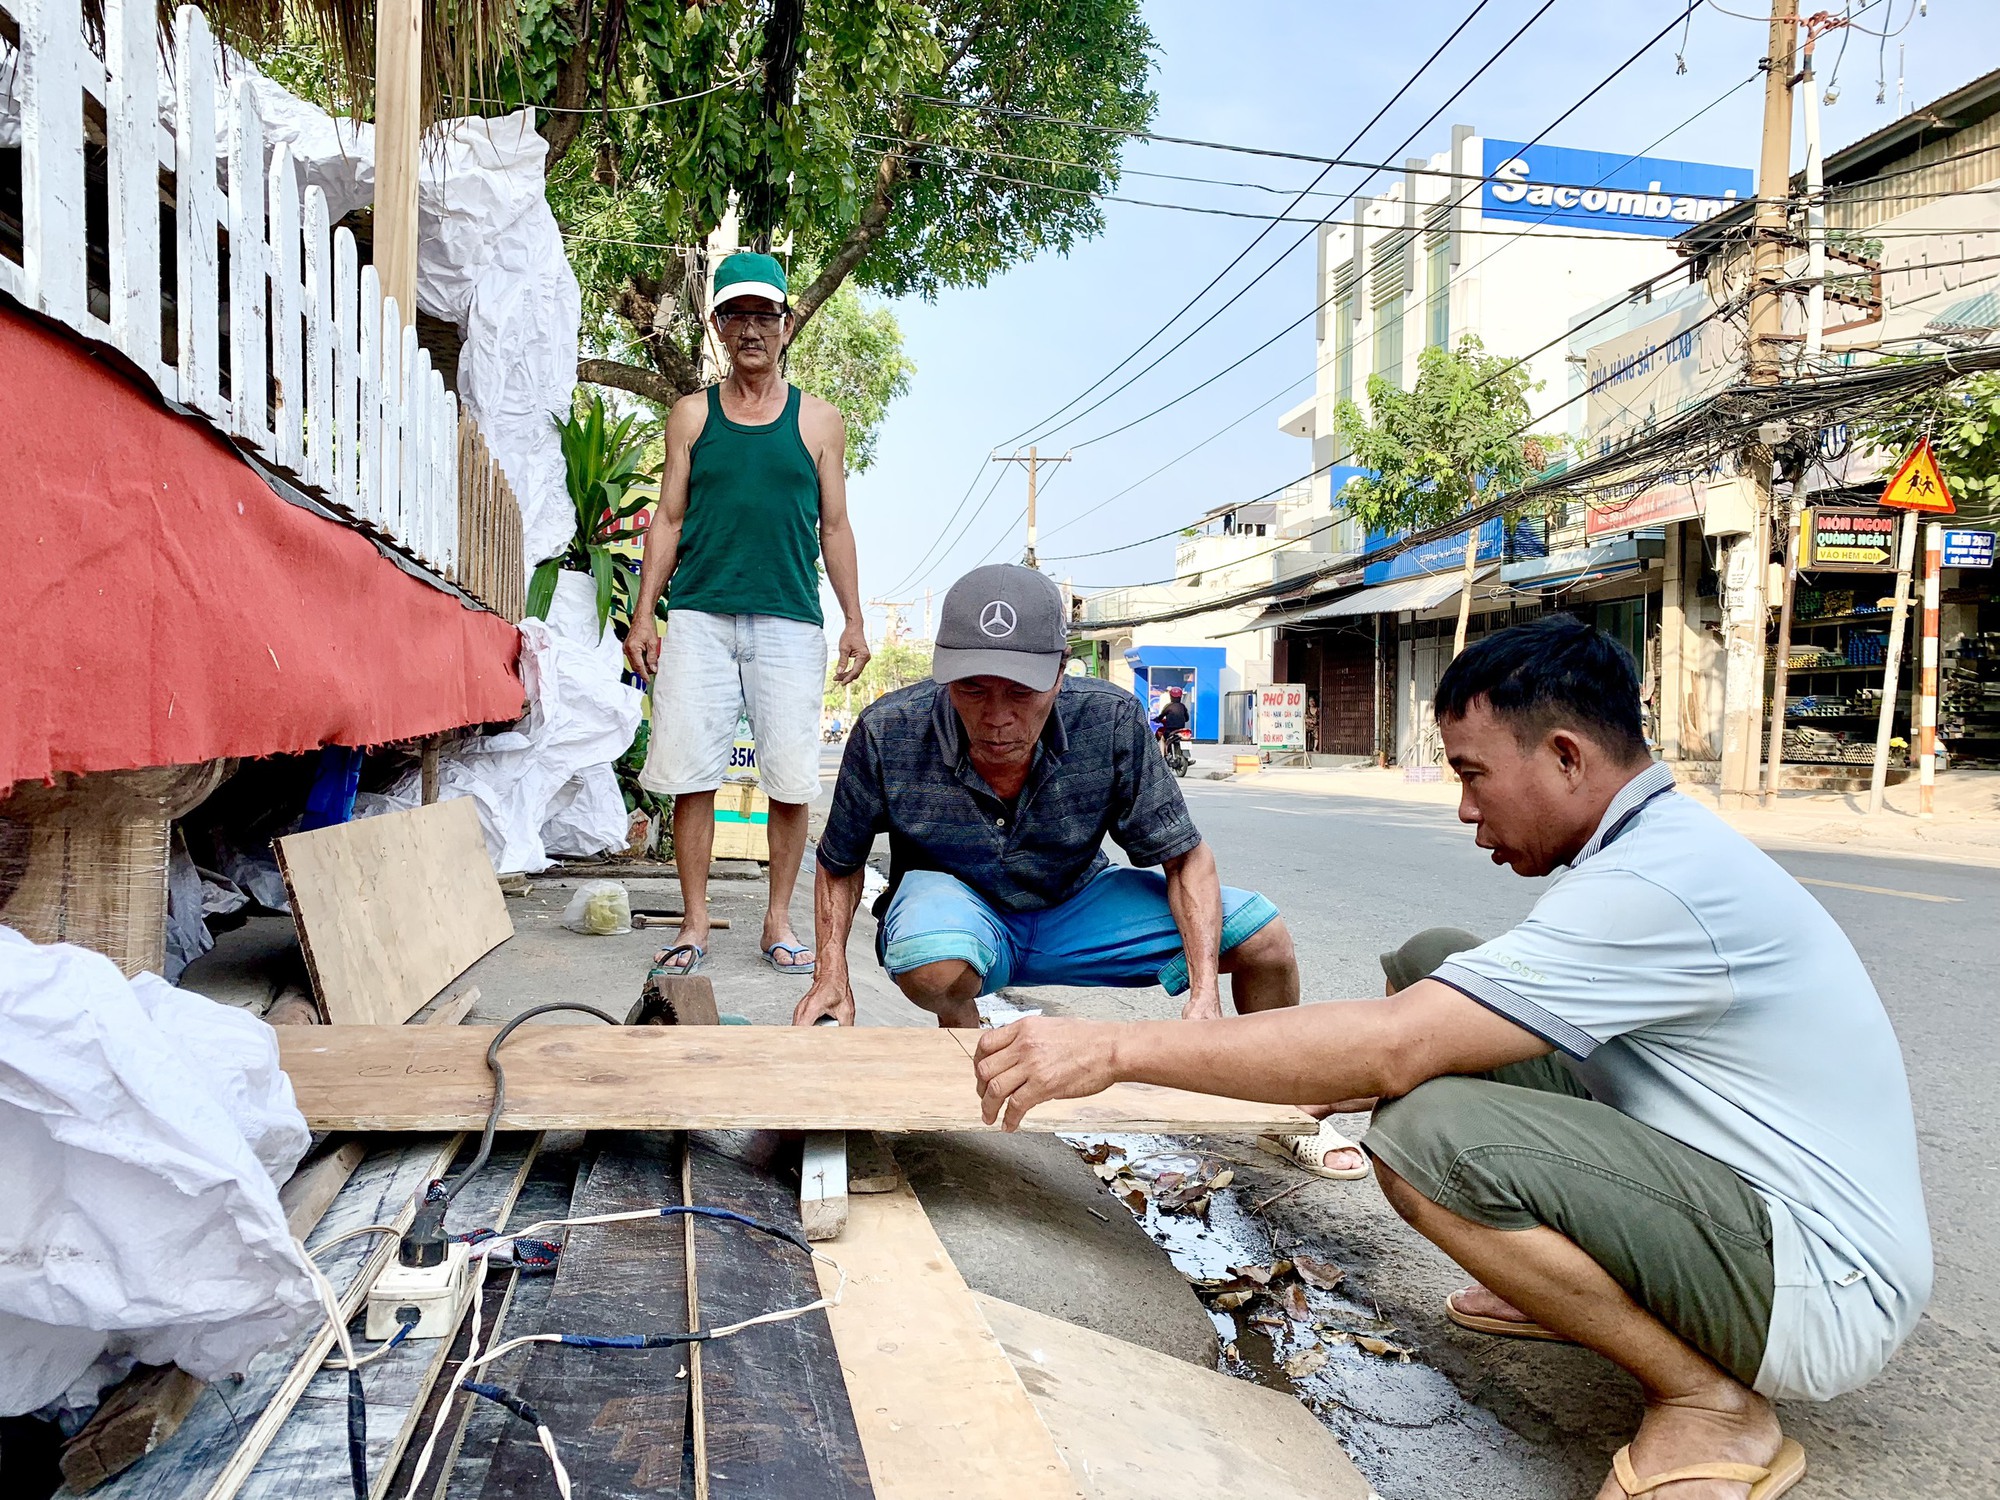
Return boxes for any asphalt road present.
[1019,768,1999,1500]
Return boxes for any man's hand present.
[1179,984,1225,1023]
[833,621,871,685]
[792,971,856,1028]
[973,1017,1119,1131]
[624,618,662,679]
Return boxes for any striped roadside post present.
[1919,523,1942,819]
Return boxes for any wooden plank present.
[300,187,333,492]
[174,6,223,419]
[379,297,404,543]
[847,1133,901,1195]
[478,1134,691,1500]
[975,1296,1370,1500]
[408,1137,584,1500]
[278,1026,1314,1135]
[103,0,161,374]
[226,78,271,455]
[685,1132,872,1499]
[816,1182,1077,1500]
[332,226,359,513]
[358,263,382,525]
[268,146,304,475]
[801,1132,848,1242]
[18,0,88,328]
[275,800,513,1028]
[236,1139,539,1500]
[88,1137,463,1500]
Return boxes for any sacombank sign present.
[1481,140,1754,239]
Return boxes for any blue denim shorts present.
[877,865,1281,997]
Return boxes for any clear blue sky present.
[840,0,1990,638]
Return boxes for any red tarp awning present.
[1,306,525,788]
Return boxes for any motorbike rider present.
[1154,685,1190,753]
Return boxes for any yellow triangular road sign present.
[1881,438,1955,514]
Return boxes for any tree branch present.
[578,357,686,405]
[540,2,596,174]
[791,115,914,332]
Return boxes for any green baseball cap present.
[711,251,789,311]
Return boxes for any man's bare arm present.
[805,397,869,685]
[972,979,1552,1130]
[792,861,867,1026]
[1162,842,1225,1021]
[623,393,705,677]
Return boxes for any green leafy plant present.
[1333,336,1563,656]
[1848,370,2000,527]
[529,392,660,635]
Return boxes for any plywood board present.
[278,1027,1314,1135]
[276,800,512,1026]
[685,1132,871,1500]
[815,1181,1078,1500]
[975,1296,1370,1500]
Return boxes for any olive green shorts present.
[1364,1056,1775,1387]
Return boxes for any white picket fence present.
[0,0,460,582]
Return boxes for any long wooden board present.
[975,1296,1370,1500]
[479,1134,691,1500]
[235,1140,540,1500]
[275,800,512,1026]
[685,1132,872,1500]
[815,1181,1079,1500]
[278,1027,1314,1135]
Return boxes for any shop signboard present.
[1584,480,1704,539]
[1480,140,1753,238]
[1943,530,1995,568]
[1256,685,1307,753]
[1802,509,1897,571]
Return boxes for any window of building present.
[1425,236,1450,349]
[1374,296,1404,390]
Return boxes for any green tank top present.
[668,384,824,625]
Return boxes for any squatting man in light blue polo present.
[792,563,1302,1032]
[970,614,1931,1500]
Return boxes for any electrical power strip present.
[364,1241,472,1342]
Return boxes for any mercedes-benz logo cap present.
[932,564,1068,690]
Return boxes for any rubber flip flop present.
[651,943,706,977]
[762,941,816,976]
[1611,1437,1806,1499]
[1444,1288,1574,1344]
[1256,1120,1372,1181]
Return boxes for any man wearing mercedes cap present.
[793,563,1300,1029]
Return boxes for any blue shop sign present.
[1366,517,1512,584]
[1943,530,1995,568]
[1481,140,1753,239]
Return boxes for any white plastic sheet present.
[0,928,315,1416]
[367,575,643,872]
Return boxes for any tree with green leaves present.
[786,282,914,473]
[502,0,1156,406]
[824,636,932,713]
[1333,337,1554,658]
[1848,371,2000,527]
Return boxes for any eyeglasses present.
[716,309,786,331]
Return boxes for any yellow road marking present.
[1796,877,1960,904]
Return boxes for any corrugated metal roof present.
[1288,566,1494,621]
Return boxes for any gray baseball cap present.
[932,564,1068,691]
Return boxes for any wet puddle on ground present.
[1063,1133,1552,1499]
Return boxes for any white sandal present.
[1257,1119,1372,1181]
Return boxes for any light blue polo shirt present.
[1433,761,1932,1402]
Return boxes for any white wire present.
[297,1241,362,1374]
[309,1224,402,1257]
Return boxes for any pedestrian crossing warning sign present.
[1880,438,1955,514]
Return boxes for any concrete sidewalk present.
[1227,760,2000,867]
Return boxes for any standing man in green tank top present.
[624,252,870,977]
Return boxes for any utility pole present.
[867,597,916,647]
[991,447,1072,569]
[1719,0,1799,808]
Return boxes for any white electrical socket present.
[364,1241,472,1343]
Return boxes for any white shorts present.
[639,610,828,805]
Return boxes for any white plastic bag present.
[0,928,316,1415]
[562,881,632,936]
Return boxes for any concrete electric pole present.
[1719,0,1799,807]
[991,447,1072,570]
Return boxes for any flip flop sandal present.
[1256,1119,1372,1181]
[1444,1288,1574,1344]
[651,943,706,977]
[1611,1437,1806,1499]
[762,941,816,976]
